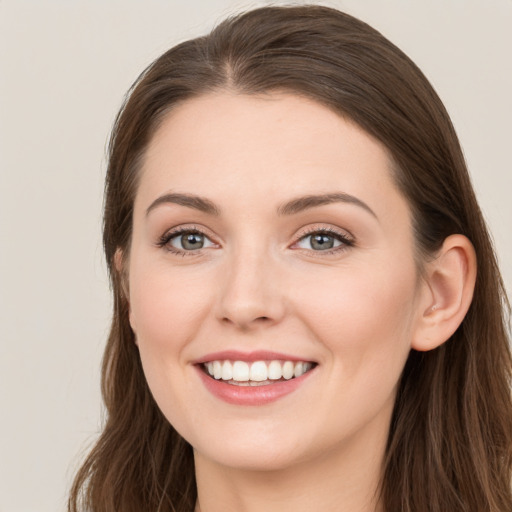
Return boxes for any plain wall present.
[0,1,510,510]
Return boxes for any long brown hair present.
[69,5,512,511]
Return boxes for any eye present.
[158,228,216,254]
[294,228,353,252]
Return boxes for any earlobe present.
[412,234,477,352]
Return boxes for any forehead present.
[136,91,409,224]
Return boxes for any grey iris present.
[182,233,204,250]
[311,233,334,250]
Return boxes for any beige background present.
[0,1,510,510]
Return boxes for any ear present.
[412,234,477,351]
[114,248,138,338]
[114,247,123,273]
[114,248,129,297]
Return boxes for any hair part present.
[69,5,512,511]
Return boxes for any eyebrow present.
[146,191,377,219]
[276,192,377,218]
[146,193,221,217]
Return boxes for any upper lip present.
[192,350,317,365]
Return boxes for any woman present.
[69,5,512,511]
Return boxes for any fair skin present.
[123,92,476,512]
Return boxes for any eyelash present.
[157,225,355,257]
[157,225,214,257]
[293,226,355,255]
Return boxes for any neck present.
[193,424,387,512]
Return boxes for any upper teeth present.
[204,360,313,382]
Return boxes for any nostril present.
[221,315,269,322]
[221,315,272,330]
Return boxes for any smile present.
[195,353,318,405]
[203,360,315,386]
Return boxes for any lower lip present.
[195,366,315,406]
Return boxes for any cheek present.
[288,259,419,440]
[295,258,418,368]
[128,257,213,360]
[127,259,215,428]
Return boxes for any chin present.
[194,442,310,473]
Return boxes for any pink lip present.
[193,350,315,364]
[194,364,316,406]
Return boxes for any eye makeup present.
[156,223,355,258]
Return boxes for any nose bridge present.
[216,239,285,329]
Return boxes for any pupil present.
[182,233,204,250]
[311,234,334,250]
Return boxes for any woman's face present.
[127,92,426,471]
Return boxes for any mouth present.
[200,359,317,387]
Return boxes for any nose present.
[215,248,286,331]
